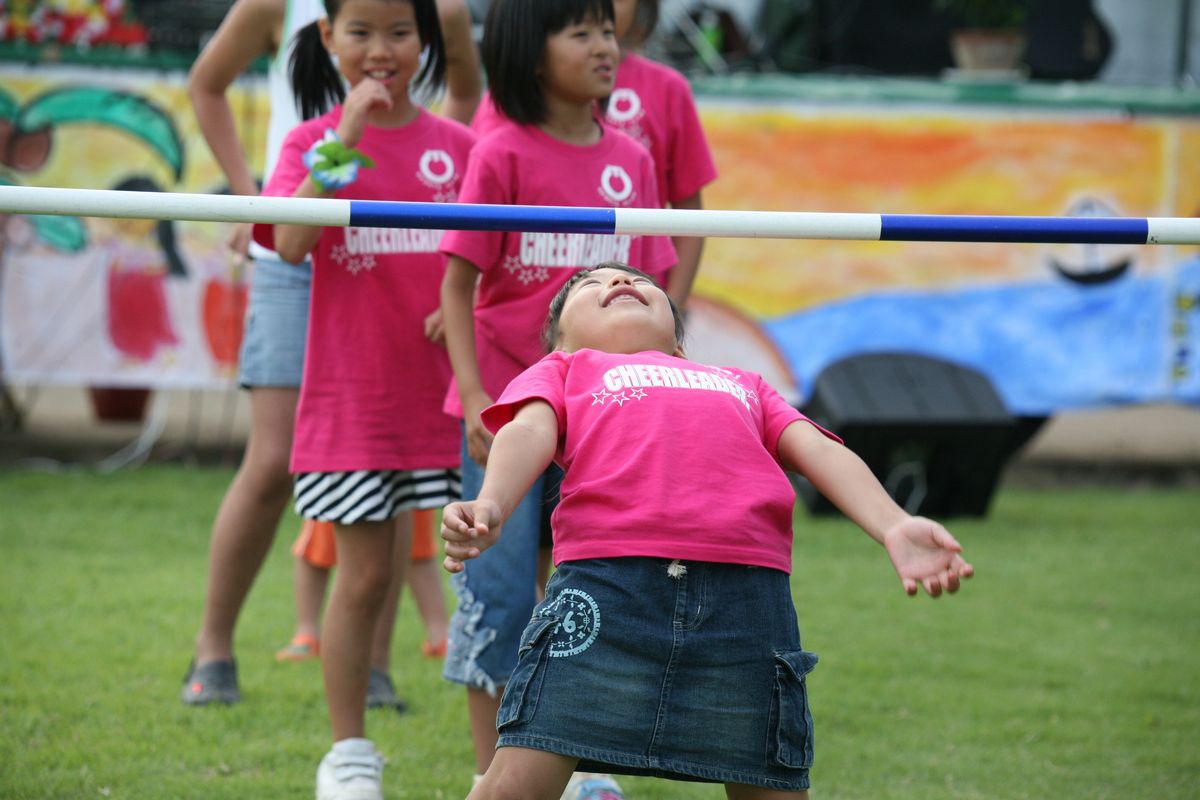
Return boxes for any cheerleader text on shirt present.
[598,362,753,411]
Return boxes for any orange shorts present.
[292,509,438,568]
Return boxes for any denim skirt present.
[496,557,818,791]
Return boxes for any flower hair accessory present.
[303,129,376,192]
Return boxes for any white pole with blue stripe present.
[2,186,1199,244]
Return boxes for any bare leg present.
[468,747,577,800]
[368,513,413,672]
[292,556,329,641]
[194,387,297,664]
[468,687,503,774]
[407,557,450,650]
[725,784,809,800]
[322,519,394,741]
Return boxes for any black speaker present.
[797,353,1017,518]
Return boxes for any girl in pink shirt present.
[252,1,473,797]
[470,0,718,306]
[438,0,675,792]
[607,0,717,303]
[443,263,975,799]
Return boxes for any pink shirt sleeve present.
[252,124,319,251]
[666,78,718,204]
[756,373,841,458]
[438,145,508,271]
[480,354,569,434]
[631,149,677,274]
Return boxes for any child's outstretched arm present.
[777,421,974,597]
[442,399,558,573]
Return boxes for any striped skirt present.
[294,468,460,524]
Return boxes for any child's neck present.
[538,97,602,146]
[363,95,420,130]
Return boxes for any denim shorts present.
[496,557,818,791]
[237,256,311,388]
[443,432,562,695]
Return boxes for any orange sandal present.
[421,638,448,659]
[275,633,320,662]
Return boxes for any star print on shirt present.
[591,388,612,405]
[610,391,629,406]
[329,244,376,275]
[344,254,376,274]
[628,387,647,400]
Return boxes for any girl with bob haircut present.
[438,0,676,795]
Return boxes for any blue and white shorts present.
[238,256,311,389]
[294,468,461,524]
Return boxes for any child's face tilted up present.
[555,266,681,356]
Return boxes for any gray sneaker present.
[181,659,240,705]
[365,668,407,713]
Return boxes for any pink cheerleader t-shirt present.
[254,107,476,473]
[605,53,717,206]
[439,121,677,417]
[481,349,842,573]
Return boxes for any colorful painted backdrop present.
[1,64,1198,413]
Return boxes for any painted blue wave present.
[763,256,1200,415]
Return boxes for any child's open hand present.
[441,498,503,573]
[882,517,974,597]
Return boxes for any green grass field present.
[1,465,1197,799]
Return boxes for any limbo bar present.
[2,186,1198,245]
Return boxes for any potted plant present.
[936,0,1029,73]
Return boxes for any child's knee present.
[337,563,392,608]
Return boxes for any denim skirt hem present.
[496,734,811,791]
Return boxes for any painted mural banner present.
[0,65,261,390]
[1,64,1198,414]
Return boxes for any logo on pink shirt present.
[599,165,635,206]
[606,88,642,124]
[417,149,458,201]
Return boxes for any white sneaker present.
[316,738,384,800]
[560,772,624,800]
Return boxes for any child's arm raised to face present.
[777,420,974,598]
[272,80,392,263]
[440,255,493,465]
[442,399,558,572]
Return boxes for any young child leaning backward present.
[438,0,675,794]
[252,0,474,797]
[442,262,975,800]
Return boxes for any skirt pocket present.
[496,612,560,730]
[769,649,819,769]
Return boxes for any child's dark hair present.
[290,0,447,119]
[542,261,685,351]
[623,0,658,45]
[482,0,614,124]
